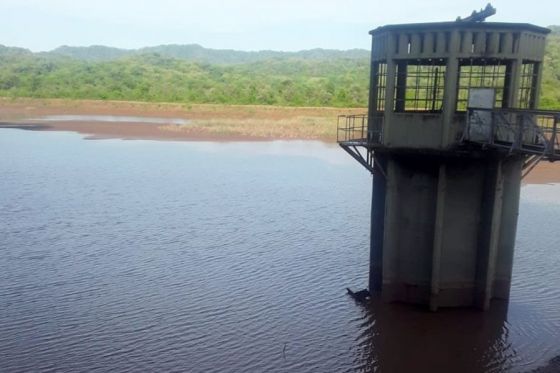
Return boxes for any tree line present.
[0,50,370,107]
[1,28,559,108]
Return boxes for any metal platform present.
[337,109,560,175]
[336,114,377,173]
[463,108,560,160]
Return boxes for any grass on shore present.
[0,97,365,141]
[160,116,338,139]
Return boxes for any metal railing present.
[464,108,560,161]
[337,114,367,143]
[335,114,372,173]
[336,113,384,145]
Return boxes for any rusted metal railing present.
[464,108,560,161]
[337,113,384,145]
[337,114,367,143]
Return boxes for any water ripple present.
[0,129,559,372]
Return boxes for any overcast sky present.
[1,0,558,52]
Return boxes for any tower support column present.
[369,154,523,309]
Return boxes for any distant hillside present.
[1,28,560,108]
[0,44,370,107]
[43,44,369,64]
[0,45,32,57]
[48,45,130,61]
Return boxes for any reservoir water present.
[1,129,559,372]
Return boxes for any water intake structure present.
[338,6,560,310]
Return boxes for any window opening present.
[394,59,446,112]
[456,59,509,111]
[373,62,387,112]
[518,62,538,109]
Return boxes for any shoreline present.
[0,97,360,142]
[0,121,279,143]
[1,98,558,184]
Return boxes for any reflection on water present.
[354,184,560,372]
[355,299,512,372]
[31,114,190,125]
[188,140,354,166]
[0,129,559,372]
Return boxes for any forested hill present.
[1,27,560,108]
[0,44,371,107]
[46,44,370,63]
[541,27,560,108]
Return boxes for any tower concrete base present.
[370,152,522,310]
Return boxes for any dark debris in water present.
[346,288,371,304]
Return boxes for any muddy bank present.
[0,97,353,121]
[0,121,274,142]
[0,98,360,141]
[1,98,558,184]
[524,162,560,185]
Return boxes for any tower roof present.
[370,22,550,36]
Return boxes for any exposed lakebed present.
[31,114,190,125]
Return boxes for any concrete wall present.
[381,155,438,305]
[374,152,523,309]
[438,159,486,306]
[384,114,443,148]
[368,23,549,150]
[363,21,541,310]
[494,157,523,299]
[371,25,548,63]
[370,156,387,291]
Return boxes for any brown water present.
[1,129,559,372]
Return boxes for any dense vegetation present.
[0,45,369,107]
[541,26,560,109]
[1,27,559,108]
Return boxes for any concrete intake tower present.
[338,10,560,310]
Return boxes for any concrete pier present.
[338,17,559,310]
[370,153,523,310]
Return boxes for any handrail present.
[464,108,560,160]
[337,113,384,145]
[337,114,368,143]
